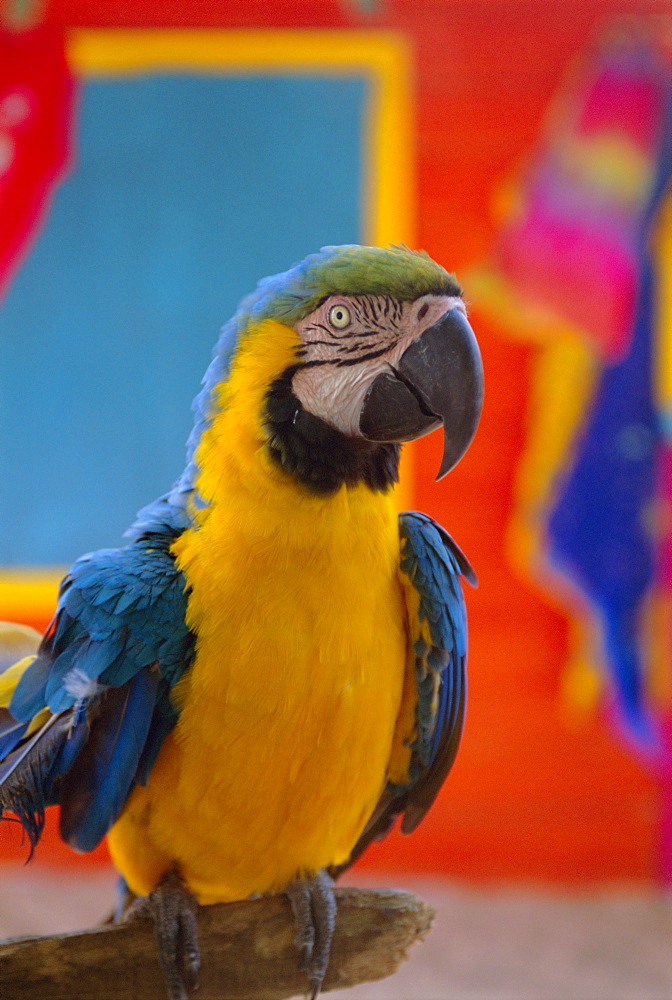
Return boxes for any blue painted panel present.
[0,74,364,563]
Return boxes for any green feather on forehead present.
[247,244,462,327]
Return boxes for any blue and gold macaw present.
[0,245,483,999]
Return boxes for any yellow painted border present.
[0,28,415,621]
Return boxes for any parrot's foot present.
[286,869,336,1000]
[126,868,200,1000]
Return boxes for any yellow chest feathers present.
[112,320,411,901]
[171,317,408,707]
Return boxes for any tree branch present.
[0,886,434,999]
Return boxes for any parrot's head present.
[193,245,483,498]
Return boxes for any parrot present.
[0,244,483,1000]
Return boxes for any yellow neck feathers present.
[177,317,400,557]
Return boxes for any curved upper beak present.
[358,308,484,480]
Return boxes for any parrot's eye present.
[328,304,351,329]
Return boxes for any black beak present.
[359,308,484,480]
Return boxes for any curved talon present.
[287,880,315,969]
[144,868,201,1000]
[286,870,336,1000]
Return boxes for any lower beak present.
[358,308,484,480]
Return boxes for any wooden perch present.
[0,886,434,999]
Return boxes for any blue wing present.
[332,510,474,873]
[0,529,195,853]
[396,510,474,833]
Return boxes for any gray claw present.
[145,868,201,1000]
[286,869,336,999]
[287,880,315,968]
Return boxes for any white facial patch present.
[292,293,465,436]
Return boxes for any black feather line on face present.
[264,364,400,495]
[336,337,383,354]
[334,345,389,368]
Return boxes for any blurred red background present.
[2,0,668,884]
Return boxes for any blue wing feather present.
[0,712,29,759]
[59,667,160,852]
[1,529,195,853]
[397,511,473,833]
[8,653,51,722]
[400,511,470,777]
